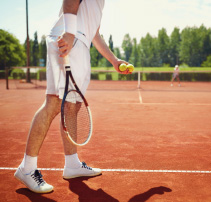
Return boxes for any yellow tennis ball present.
[119,63,127,71]
[127,64,134,73]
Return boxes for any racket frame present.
[61,59,93,146]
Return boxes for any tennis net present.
[4,67,211,89]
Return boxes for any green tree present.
[32,31,39,66]
[106,35,114,67]
[157,28,170,65]
[169,27,181,66]
[180,27,202,66]
[122,34,132,61]
[129,38,140,67]
[39,35,47,66]
[0,29,26,70]
[108,35,114,53]
[90,44,99,67]
[114,47,122,59]
[139,33,159,67]
[200,26,211,65]
[201,55,211,67]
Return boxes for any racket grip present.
[64,56,70,66]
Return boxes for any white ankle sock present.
[20,154,37,174]
[65,153,82,169]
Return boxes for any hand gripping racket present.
[61,56,93,146]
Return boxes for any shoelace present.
[31,170,45,185]
[81,162,92,170]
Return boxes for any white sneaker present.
[14,167,53,193]
[170,84,173,87]
[178,84,181,87]
[63,162,102,179]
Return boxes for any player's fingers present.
[120,69,130,75]
[58,45,68,53]
[58,41,66,47]
[59,49,70,57]
[57,38,66,47]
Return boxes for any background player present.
[171,65,181,87]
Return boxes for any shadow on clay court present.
[128,186,172,202]
[67,176,172,202]
[15,180,172,202]
[67,175,119,202]
[16,188,56,202]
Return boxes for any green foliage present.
[90,71,211,82]
[10,68,25,79]
[114,47,122,59]
[139,33,159,67]
[0,29,26,70]
[162,63,170,67]
[180,63,189,68]
[32,32,39,66]
[98,57,107,67]
[122,34,132,61]
[179,25,211,67]
[157,28,170,65]
[2,24,210,70]
[201,55,211,67]
[92,66,211,72]
[108,35,114,53]
[39,35,47,66]
[129,38,140,67]
[90,45,99,67]
[106,35,114,67]
[169,27,181,66]
[0,70,5,79]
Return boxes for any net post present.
[137,71,141,89]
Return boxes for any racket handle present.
[64,56,70,66]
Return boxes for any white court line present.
[1,167,210,174]
[113,103,211,106]
[138,90,143,104]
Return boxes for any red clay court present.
[0,79,211,202]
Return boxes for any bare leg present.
[171,77,174,86]
[176,75,181,85]
[25,95,61,156]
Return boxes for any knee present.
[44,95,61,116]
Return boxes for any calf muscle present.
[26,95,61,156]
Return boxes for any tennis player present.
[171,65,181,87]
[14,0,129,193]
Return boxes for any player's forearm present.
[92,31,118,67]
[63,0,80,14]
[58,0,80,57]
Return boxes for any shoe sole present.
[63,171,102,179]
[14,173,54,194]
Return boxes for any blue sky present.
[1,0,211,47]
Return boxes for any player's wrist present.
[110,57,119,67]
[63,13,77,35]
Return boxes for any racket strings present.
[63,91,90,144]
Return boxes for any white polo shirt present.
[49,0,105,48]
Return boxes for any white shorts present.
[172,72,179,79]
[46,36,91,100]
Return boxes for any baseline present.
[0,167,210,174]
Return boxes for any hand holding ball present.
[119,63,127,71]
[127,64,134,73]
[119,63,134,73]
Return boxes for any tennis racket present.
[61,56,92,146]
